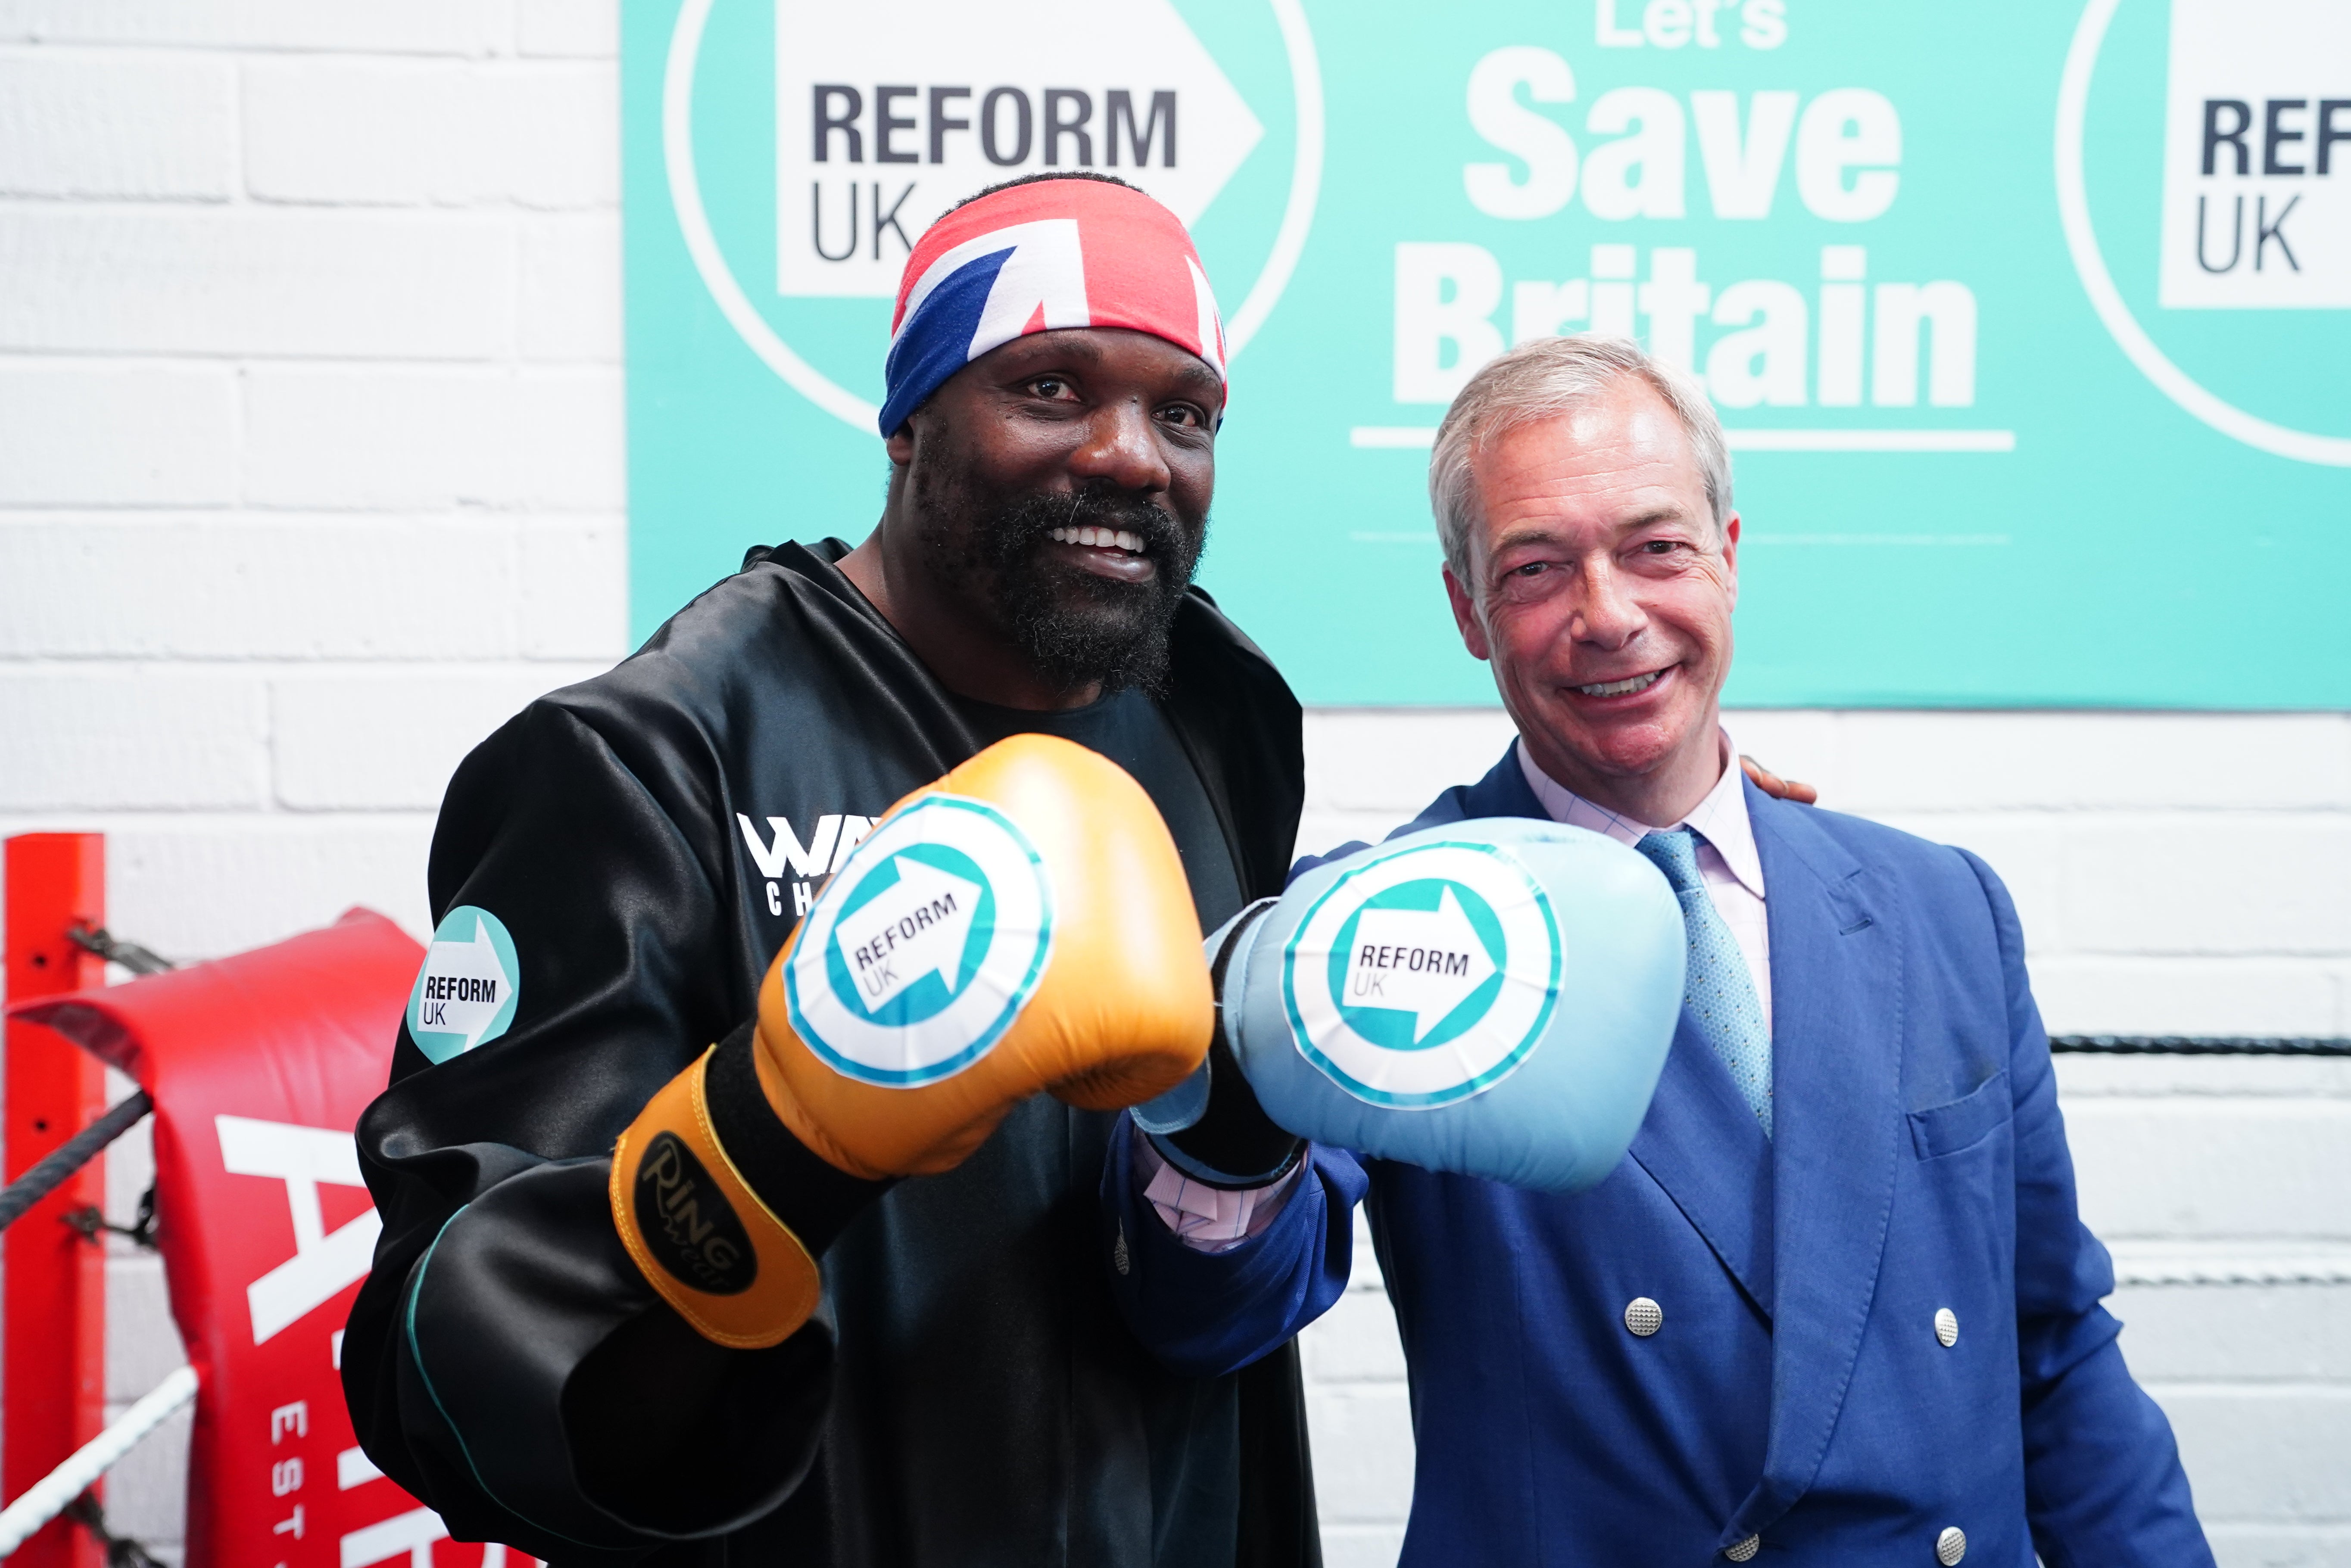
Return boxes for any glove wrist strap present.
[611,1043,824,1348]
[708,1023,896,1241]
[1154,899,1301,1191]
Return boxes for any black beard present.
[921,475,1205,697]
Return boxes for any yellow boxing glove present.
[612,734,1213,1347]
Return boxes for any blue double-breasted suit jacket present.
[1103,749,2211,1565]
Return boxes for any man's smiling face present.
[1443,377,1739,815]
[894,325,1220,696]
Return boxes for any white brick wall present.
[0,3,627,957]
[2,12,2344,1566]
[0,9,626,1560]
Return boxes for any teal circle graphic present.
[1323,878,1507,1052]
[821,843,997,1027]
[405,905,521,1065]
[1281,840,1562,1110]
[784,794,1054,1088]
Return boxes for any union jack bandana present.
[879,178,1228,437]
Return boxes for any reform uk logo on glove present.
[1283,841,1562,1109]
[785,795,1055,1086]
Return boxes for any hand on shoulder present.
[1740,755,1818,805]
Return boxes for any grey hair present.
[1428,335,1733,586]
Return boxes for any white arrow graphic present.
[1344,887,1498,1043]
[833,855,983,1012]
[772,0,1265,300]
[416,917,511,1049]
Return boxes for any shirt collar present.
[1515,729,1767,901]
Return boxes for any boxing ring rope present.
[0,1081,171,1562]
[2051,1036,2351,1055]
[2052,1032,2351,1287]
[0,920,178,1561]
[0,1370,199,1559]
[0,1092,152,1236]
[62,926,172,980]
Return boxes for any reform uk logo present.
[662,0,1323,430]
[785,795,1054,1087]
[2059,0,2351,465]
[2155,0,2349,310]
[1282,840,1562,1110]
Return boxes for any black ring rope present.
[0,1092,154,1234]
[2050,1037,2351,1056]
[65,924,174,977]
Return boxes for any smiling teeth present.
[1575,671,1664,697]
[1049,526,1145,552]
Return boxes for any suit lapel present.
[1435,750,1905,1533]
[1627,1020,1776,1319]
[1443,744,1545,825]
[1730,784,1906,1538]
[1456,743,1782,1311]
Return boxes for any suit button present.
[1936,1525,1967,1564]
[1624,1297,1663,1337]
[1725,1536,1759,1562]
[1934,1308,1958,1347]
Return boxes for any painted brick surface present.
[271,665,607,809]
[0,671,268,809]
[519,213,624,361]
[0,50,235,199]
[242,366,625,510]
[242,59,616,210]
[0,1,512,55]
[514,0,618,61]
[2069,1099,2351,1240]
[0,364,237,507]
[0,516,626,662]
[2115,1285,2351,1383]
[5,16,2344,1565]
[0,208,516,359]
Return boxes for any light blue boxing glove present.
[1141,818,1685,1194]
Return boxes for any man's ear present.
[1442,566,1492,662]
[885,426,915,466]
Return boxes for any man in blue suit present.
[1101,336,2211,1565]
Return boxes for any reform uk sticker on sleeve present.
[407,905,520,1064]
[783,793,1054,1088]
[1282,840,1562,1109]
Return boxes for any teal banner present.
[623,0,2351,706]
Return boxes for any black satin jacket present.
[342,541,1314,1568]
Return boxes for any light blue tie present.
[1636,828,1773,1138]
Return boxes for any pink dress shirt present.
[1515,731,1773,1030]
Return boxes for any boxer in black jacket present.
[342,174,1317,1567]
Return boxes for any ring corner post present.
[4,834,113,1568]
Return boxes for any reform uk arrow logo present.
[773,1,1263,301]
[789,795,1054,1087]
[660,0,1323,428]
[2059,0,2351,465]
[833,854,983,1011]
[1342,886,1500,1044]
[407,905,520,1063]
[1284,843,1561,1110]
